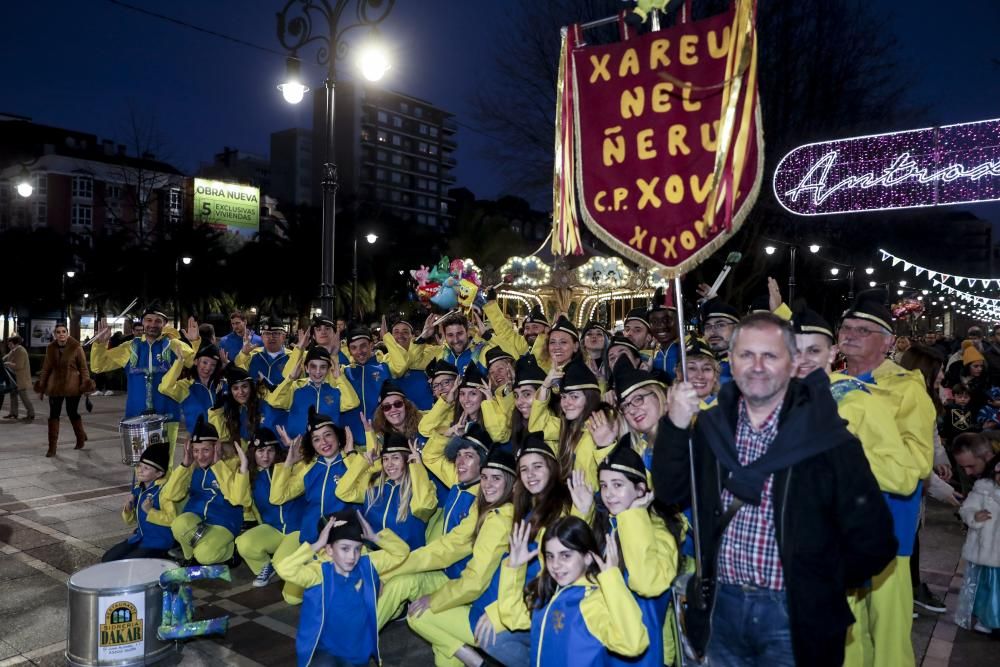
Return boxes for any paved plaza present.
[0,396,995,666]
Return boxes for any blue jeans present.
[482,629,531,667]
[706,583,794,667]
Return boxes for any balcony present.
[442,155,457,168]
[442,118,457,133]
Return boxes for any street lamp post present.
[352,232,378,319]
[174,256,192,329]
[61,270,76,321]
[276,0,394,319]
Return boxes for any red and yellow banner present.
[554,2,762,276]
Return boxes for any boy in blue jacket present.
[275,509,410,667]
[101,442,176,562]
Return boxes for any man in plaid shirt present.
[654,312,897,667]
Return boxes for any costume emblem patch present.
[552,610,565,632]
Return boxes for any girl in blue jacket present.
[275,509,410,667]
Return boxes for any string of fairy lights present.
[878,249,1000,324]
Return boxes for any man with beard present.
[622,306,653,354]
[414,312,489,376]
[654,312,896,667]
[483,299,549,359]
[838,290,936,666]
[383,317,434,410]
[700,299,740,385]
[218,310,263,363]
[91,304,195,466]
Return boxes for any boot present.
[47,419,59,457]
[70,417,87,450]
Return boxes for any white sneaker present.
[973,622,993,634]
[104,390,115,396]
[253,562,276,587]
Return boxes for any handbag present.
[0,366,16,395]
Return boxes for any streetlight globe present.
[366,233,378,244]
[808,244,820,253]
[830,267,839,276]
[869,281,877,287]
[65,270,76,278]
[357,45,390,82]
[279,81,308,104]
[83,293,89,299]
[764,245,776,255]
[181,256,193,265]
[865,267,874,275]
[16,181,33,198]
[899,280,907,286]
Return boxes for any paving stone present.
[24,542,101,575]
[0,518,62,551]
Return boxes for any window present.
[414,107,423,118]
[361,129,371,142]
[428,145,439,156]
[34,201,47,226]
[400,102,409,114]
[34,173,47,195]
[391,153,403,166]
[417,214,428,224]
[391,134,401,146]
[168,188,181,213]
[376,187,388,199]
[428,163,438,174]
[390,190,401,202]
[72,175,93,199]
[376,168,387,181]
[390,171,402,184]
[418,123,429,136]
[392,115,402,128]
[417,178,427,190]
[71,204,92,227]
[377,150,388,162]
[377,110,388,123]
[429,126,439,138]
[377,130,388,143]
[416,196,427,208]
[106,184,122,200]
[418,142,428,154]
[417,161,428,173]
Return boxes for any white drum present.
[66,558,178,667]
[118,414,168,466]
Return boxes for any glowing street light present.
[277,58,310,104]
[356,42,390,82]
[865,267,874,275]
[830,267,840,276]
[808,244,820,253]
[365,232,378,244]
[764,245,776,255]
[899,280,907,286]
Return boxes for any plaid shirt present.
[717,398,785,590]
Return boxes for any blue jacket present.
[182,466,245,536]
[300,456,357,544]
[178,380,222,436]
[342,359,392,443]
[297,557,380,667]
[396,367,433,410]
[363,480,428,550]
[651,342,680,384]
[441,483,478,579]
[530,585,606,666]
[123,338,183,420]
[248,349,291,387]
[287,382,346,440]
[219,331,263,363]
[127,482,174,550]
[254,469,305,534]
[442,342,488,377]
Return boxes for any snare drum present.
[118,414,168,466]
[66,558,178,667]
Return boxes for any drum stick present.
[82,297,139,346]
[701,251,742,302]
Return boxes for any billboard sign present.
[193,178,260,236]
[773,118,1000,216]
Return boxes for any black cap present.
[749,294,771,314]
[142,302,169,321]
[259,317,286,333]
[608,334,640,359]
[598,437,646,481]
[445,422,493,464]
[379,380,406,403]
[548,315,579,341]
[485,346,514,368]
[524,305,549,327]
[425,358,459,380]
[224,364,252,386]
[483,445,517,477]
[195,344,222,362]
[458,363,487,389]
[389,318,414,333]
[514,355,546,387]
[613,356,661,400]
[250,428,280,448]
[312,314,335,328]
[347,327,372,344]
[381,432,411,456]
[191,416,219,443]
[319,509,364,544]
[842,288,893,333]
[701,299,740,325]
[305,346,333,365]
[138,442,170,472]
[791,307,834,341]
[306,405,339,437]
[582,320,609,336]
[516,431,557,461]
[560,358,600,392]
[685,337,716,359]
[624,306,651,330]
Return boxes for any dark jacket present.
[652,370,897,667]
[983,340,1000,388]
[36,337,94,397]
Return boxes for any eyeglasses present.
[703,321,734,333]
[838,323,882,338]
[431,379,455,391]
[382,400,404,410]
[621,391,654,412]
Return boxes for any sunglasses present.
[382,399,405,410]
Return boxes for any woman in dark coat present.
[36,322,95,457]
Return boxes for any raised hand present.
[311,515,344,551]
[445,377,460,405]
[182,439,193,467]
[241,330,254,355]
[408,595,431,618]
[568,469,595,516]
[474,612,496,648]
[478,381,494,401]
[630,488,655,510]
[446,413,469,437]
[407,439,422,464]
[542,365,565,390]
[218,348,230,367]
[94,318,112,344]
[357,510,378,542]
[381,315,389,341]
[297,328,310,350]
[767,276,783,312]
[592,532,620,572]
[586,411,617,449]
[360,412,373,433]
[343,426,355,455]
[420,313,439,340]
[506,520,539,568]
[185,316,199,343]
[666,382,700,429]
[233,441,249,474]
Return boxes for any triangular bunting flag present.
[903,262,912,272]
[916,267,926,277]
[954,277,964,286]
[928,271,937,280]
[892,257,902,267]
[880,250,890,261]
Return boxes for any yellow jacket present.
[871,359,936,478]
[159,460,251,508]
[382,504,479,580]
[498,565,649,657]
[484,301,530,358]
[419,398,511,452]
[614,508,678,598]
[90,333,195,373]
[264,372,360,413]
[274,529,411,589]
[830,372,923,495]
[268,460,313,505]
[528,398,604,489]
[334,455,438,522]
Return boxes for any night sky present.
[2,0,998,217]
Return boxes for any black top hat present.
[524,305,549,327]
[224,364,252,386]
[841,288,893,333]
[648,287,676,313]
[685,337,716,359]
[560,358,600,393]
[597,437,646,481]
[458,363,487,389]
[250,428,280,449]
[515,431,557,461]
[581,320,609,336]
[306,405,337,435]
[613,356,661,401]
[381,432,411,456]
[259,317,286,333]
[312,314,336,329]
[305,346,333,365]
[608,334,641,359]
[514,355,546,387]
[195,344,222,362]
[445,422,493,462]
[379,380,406,403]
[319,509,364,544]
[347,327,372,344]
[142,302,169,321]
[792,307,835,340]
[624,306,651,329]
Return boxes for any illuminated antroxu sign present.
[773,118,1000,215]
[193,178,260,234]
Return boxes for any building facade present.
[270,128,313,208]
[313,81,457,230]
